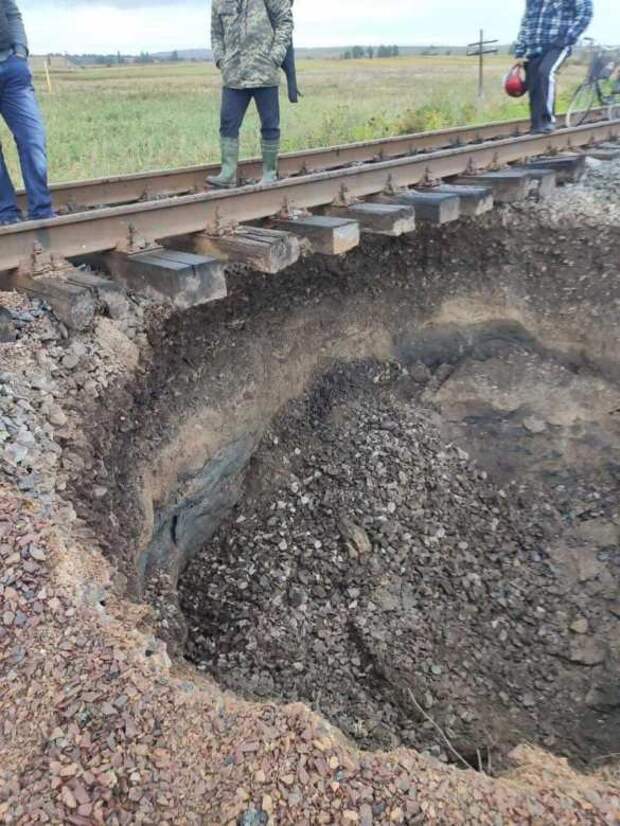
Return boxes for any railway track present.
[13,109,610,214]
[1,116,619,329]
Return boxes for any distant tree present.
[171,50,180,62]
[352,45,365,59]
[116,50,124,64]
[391,45,400,57]
[367,46,374,59]
[137,51,154,64]
[343,50,352,60]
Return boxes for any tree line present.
[343,45,401,60]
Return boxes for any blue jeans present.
[220,86,280,141]
[0,55,53,223]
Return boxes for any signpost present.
[467,30,499,98]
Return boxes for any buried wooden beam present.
[526,153,586,184]
[185,226,301,274]
[63,270,131,320]
[102,248,227,310]
[270,215,360,256]
[327,202,415,236]
[7,273,96,330]
[375,189,461,224]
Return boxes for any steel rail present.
[2,120,619,275]
[15,110,607,214]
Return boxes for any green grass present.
[0,55,583,185]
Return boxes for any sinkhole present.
[75,215,620,774]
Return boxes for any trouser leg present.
[0,61,22,223]
[0,145,20,223]
[0,56,53,220]
[220,87,252,138]
[526,56,545,131]
[537,47,570,126]
[253,87,280,142]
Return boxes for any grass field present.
[0,55,583,185]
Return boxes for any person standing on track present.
[208,0,294,189]
[0,0,53,224]
[514,0,594,134]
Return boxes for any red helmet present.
[504,66,527,98]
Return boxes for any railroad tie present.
[586,143,620,161]
[327,203,416,237]
[181,226,301,275]
[428,184,494,217]
[269,215,360,256]
[102,248,227,311]
[374,190,462,225]
[452,169,533,203]
[525,154,587,184]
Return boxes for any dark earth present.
[179,357,619,772]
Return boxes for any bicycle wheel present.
[603,90,620,121]
[596,76,620,121]
[566,82,599,126]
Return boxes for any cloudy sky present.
[19,0,620,55]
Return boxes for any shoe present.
[531,125,556,135]
[207,138,240,189]
[259,139,279,185]
[0,213,23,226]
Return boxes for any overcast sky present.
[19,0,620,54]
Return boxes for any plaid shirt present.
[514,0,593,58]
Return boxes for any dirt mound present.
[180,361,619,770]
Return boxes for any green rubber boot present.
[207,138,240,189]
[259,139,279,185]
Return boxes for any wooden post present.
[478,30,484,99]
[44,56,53,95]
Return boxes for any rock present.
[576,519,618,549]
[238,808,269,826]
[569,637,606,666]
[359,803,374,826]
[29,546,47,562]
[339,519,372,557]
[372,585,400,612]
[62,353,80,371]
[3,442,28,466]
[522,416,548,435]
[410,362,431,384]
[0,307,17,343]
[45,404,67,428]
[521,693,536,708]
[570,618,589,635]
[585,684,620,711]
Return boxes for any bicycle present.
[566,41,620,127]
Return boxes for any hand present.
[513,58,526,67]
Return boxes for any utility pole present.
[478,30,484,98]
[467,30,498,99]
